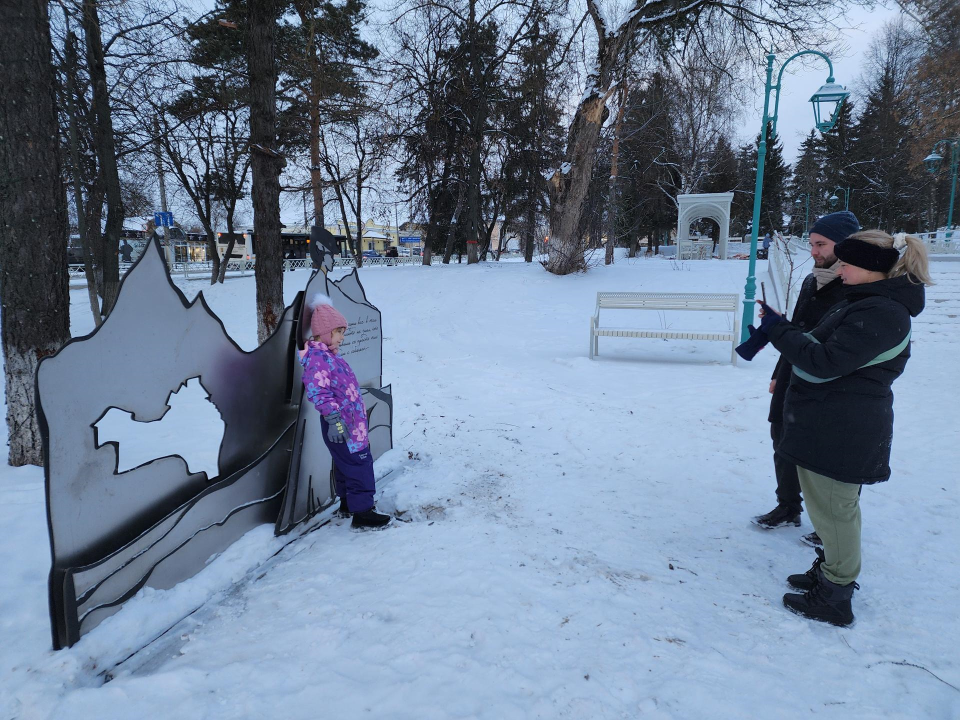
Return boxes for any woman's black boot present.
[783,568,857,627]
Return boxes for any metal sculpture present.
[37,231,392,649]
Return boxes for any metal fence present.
[68,254,429,285]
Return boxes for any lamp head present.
[810,80,850,134]
[829,194,840,207]
[924,152,944,175]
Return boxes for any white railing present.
[767,235,810,318]
[915,231,960,254]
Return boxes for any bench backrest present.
[596,292,739,313]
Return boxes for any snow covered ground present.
[2,253,959,719]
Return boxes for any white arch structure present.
[676,192,735,260]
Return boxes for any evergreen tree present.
[788,131,826,235]
[730,143,755,237]
[617,72,680,254]
[499,13,564,262]
[850,69,926,232]
[820,98,856,217]
[757,124,789,235]
[703,136,739,194]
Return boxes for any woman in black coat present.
[757,230,932,626]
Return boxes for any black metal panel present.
[37,236,394,648]
[37,239,299,649]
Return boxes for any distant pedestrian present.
[298,295,392,530]
[757,230,932,626]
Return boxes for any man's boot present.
[787,547,825,591]
[753,504,801,529]
[783,568,858,627]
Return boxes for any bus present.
[216,229,313,261]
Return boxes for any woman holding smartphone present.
[757,230,931,626]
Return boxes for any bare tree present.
[545,0,847,275]
[318,108,393,264]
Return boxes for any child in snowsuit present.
[299,295,391,529]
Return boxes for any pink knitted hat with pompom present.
[308,294,348,345]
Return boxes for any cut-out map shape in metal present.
[36,232,393,649]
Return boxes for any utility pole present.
[154,115,172,266]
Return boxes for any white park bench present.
[589,291,740,365]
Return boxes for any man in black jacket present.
[753,211,860,534]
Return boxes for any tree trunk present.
[628,230,639,258]
[605,80,628,265]
[524,165,536,262]
[214,206,237,284]
[82,0,121,316]
[247,0,284,344]
[443,186,465,264]
[63,28,101,326]
[85,171,105,299]
[545,94,608,274]
[464,109,485,264]
[0,0,71,466]
[209,231,223,283]
[308,79,325,228]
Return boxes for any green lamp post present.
[923,139,959,240]
[795,193,811,239]
[740,51,850,341]
[828,187,850,210]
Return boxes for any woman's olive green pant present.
[797,467,862,585]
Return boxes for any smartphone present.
[761,281,767,305]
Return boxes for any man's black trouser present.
[771,421,802,510]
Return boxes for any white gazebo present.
[676,192,735,260]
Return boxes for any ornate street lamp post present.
[828,187,850,210]
[795,194,811,239]
[924,139,960,240]
[740,51,849,341]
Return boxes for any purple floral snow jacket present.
[298,341,369,453]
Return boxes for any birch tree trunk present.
[0,0,71,466]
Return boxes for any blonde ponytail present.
[891,233,933,286]
[847,230,934,286]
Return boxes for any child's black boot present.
[351,508,392,530]
[335,495,351,518]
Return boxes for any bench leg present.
[589,318,595,359]
[731,336,738,366]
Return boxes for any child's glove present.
[323,411,347,443]
[735,325,769,361]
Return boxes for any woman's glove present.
[758,302,783,333]
[323,411,347,443]
[735,325,769,361]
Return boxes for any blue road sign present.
[399,236,420,244]
[154,211,174,228]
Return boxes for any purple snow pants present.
[321,418,375,513]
